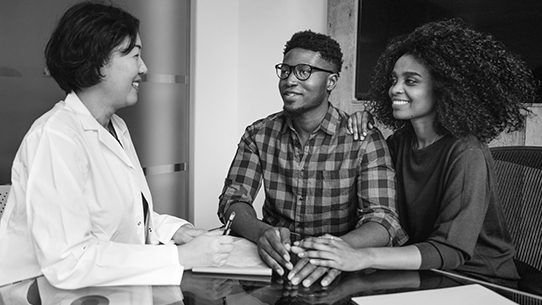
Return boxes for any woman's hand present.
[287,256,342,287]
[173,224,207,244]
[177,231,234,269]
[291,235,367,272]
[347,111,374,141]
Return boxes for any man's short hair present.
[45,1,140,94]
[283,30,344,74]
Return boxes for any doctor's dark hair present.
[283,30,344,75]
[368,19,537,142]
[45,1,140,94]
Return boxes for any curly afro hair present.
[368,18,538,142]
[283,30,344,74]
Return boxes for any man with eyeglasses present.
[218,30,406,287]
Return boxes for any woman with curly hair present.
[291,19,537,284]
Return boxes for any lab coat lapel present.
[97,126,134,167]
[97,117,135,169]
[64,93,135,169]
[113,117,153,208]
[110,114,155,242]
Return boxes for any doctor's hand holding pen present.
[176,229,234,270]
[173,212,239,269]
[173,221,234,270]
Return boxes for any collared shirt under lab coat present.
[0,92,187,289]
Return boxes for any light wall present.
[191,0,328,229]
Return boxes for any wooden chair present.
[0,185,10,220]
[490,146,542,296]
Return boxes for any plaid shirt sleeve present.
[217,126,262,223]
[357,129,408,246]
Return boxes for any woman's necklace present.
[414,134,441,150]
[429,134,441,145]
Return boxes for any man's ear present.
[326,73,339,91]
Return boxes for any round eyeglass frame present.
[275,63,337,81]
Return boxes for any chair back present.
[0,185,10,220]
[490,146,542,277]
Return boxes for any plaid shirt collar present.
[280,102,341,137]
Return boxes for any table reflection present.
[182,269,459,305]
[0,277,183,305]
[1,269,539,305]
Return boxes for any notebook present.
[192,237,272,278]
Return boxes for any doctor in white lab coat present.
[0,1,233,289]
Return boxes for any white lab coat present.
[0,93,187,289]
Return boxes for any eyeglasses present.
[275,63,336,81]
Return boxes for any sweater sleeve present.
[417,145,490,270]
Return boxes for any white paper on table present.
[352,284,518,305]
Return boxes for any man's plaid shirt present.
[218,104,407,246]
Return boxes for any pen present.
[223,211,236,235]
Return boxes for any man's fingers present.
[321,269,342,287]
[288,258,318,285]
[275,228,292,262]
[259,228,295,274]
[288,256,309,281]
[302,266,329,287]
[259,247,285,275]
